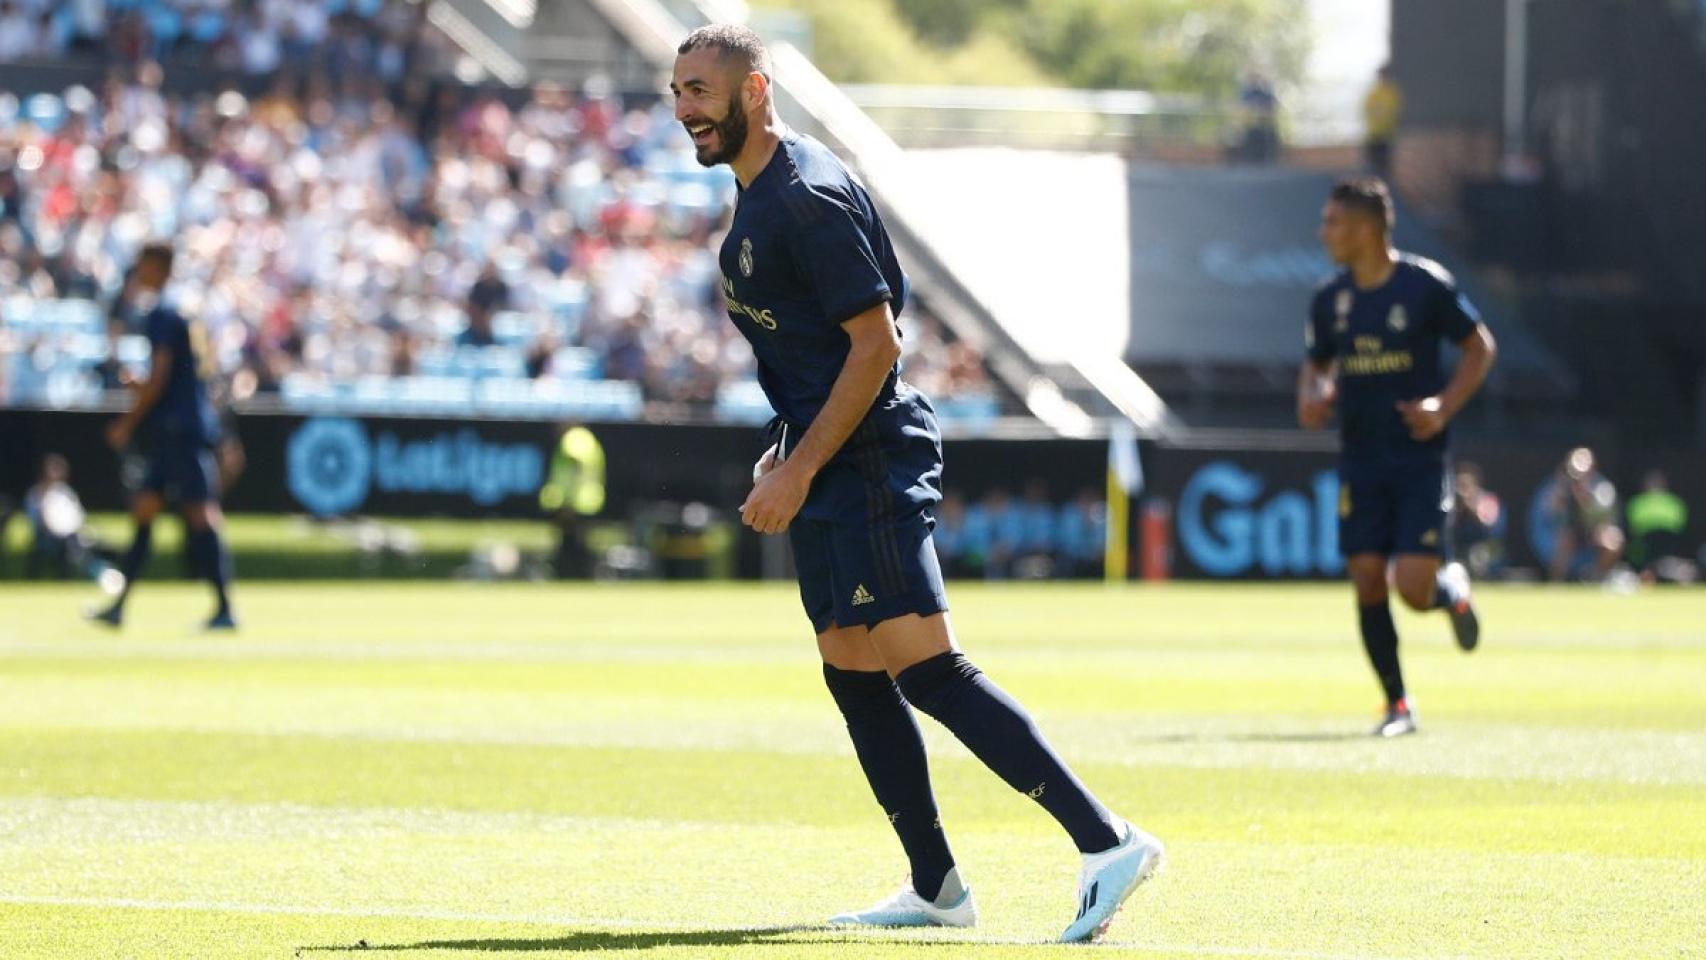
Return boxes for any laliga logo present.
[1177,461,1344,577]
[286,417,544,516]
[287,417,372,516]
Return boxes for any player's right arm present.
[1297,287,1338,430]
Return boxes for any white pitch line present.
[0,893,660,929]
[0,893,1458,960]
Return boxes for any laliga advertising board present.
[1147,446,1346,579]
[285,417,545,517]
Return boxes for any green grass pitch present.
[1,581,1702,958]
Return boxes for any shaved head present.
[677,23,772,80]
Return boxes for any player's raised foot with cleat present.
[1059,820,1166,943]
[828,868,976,929]
[1374,697,1418,738]
[1437,561,1479,652]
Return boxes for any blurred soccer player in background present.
[672,24,1163,943]
[90,244,237,630]
[1298,178,1497,737]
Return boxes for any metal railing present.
[837,84,1227,153]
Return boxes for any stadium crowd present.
[934,485,1110,580]
[0,4,997,418]
[0,0,430,76]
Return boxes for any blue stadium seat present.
[714,380,773,425]
[491,312,538,347]
[549,346,599,381]
[472,376,644,419]
[412,349,456,378]
[116,335,151,367]
[931,391,1001,426]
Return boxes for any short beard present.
[694,104,749,167]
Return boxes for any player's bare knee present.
[1396,580,1433,611]
[183,501,218,531]
[132,494,164,525]
[869,613,956,678]
[1350,570,1388,604]
[1347,557,1387,605]
[818,626,883,672]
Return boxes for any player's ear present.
[743,71,767,112]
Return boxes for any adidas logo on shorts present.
[851,584,876,606]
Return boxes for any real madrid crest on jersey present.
[1334,289,1353,333]
[1387,304,1408,332]
[739,237,754,278]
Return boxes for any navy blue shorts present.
[790,515,950,634]
[1338,457,1451,558]
[140,444,219,503]
[782,386,949,633]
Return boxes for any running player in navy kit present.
[1298,179,1496,737]
[672,25,1162,943]
[90,244,237,630]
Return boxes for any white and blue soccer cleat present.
[1059,820,1165,943]
[1439,561,1480,652]
[827,867,977,929]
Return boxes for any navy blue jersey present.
[1306,255,1481,461]
[718,133,909,428]
[142,303,219,447]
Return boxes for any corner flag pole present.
[1105,420,1142,583]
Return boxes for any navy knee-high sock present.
[187,527,232,615]
[1359,602,1405,704]
[114,522,154,608]
[896,652,1120,854]
[824,664,958,901]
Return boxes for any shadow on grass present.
[304,925,994,954]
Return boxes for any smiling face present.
[671,46,754,168]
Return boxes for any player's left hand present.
[741,459,812,535]
[105,419,133,451]
[1396,396,1447,441]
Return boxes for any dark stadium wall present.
[1386,0,1507,221]
[1144,437,1706,580]
[7,409,1701,581]
[1389,0,1506,130]
[0,409,1106,524]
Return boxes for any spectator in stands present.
[960,491,997,580]
[0,44,998,419]
[1626,470,1695,584]
[932,491,972,578]
[980,488,1028,580]
[92,315,131,391]
[1017,479,1059,577]
[23,453,90,579]
[1055,489,1107,579]
[0,2,38,62]
[1363,63,1403,179]
[458,263,509,348]
[1540,447,1624,582]
[1233,70,1281,164]
[1451,462,1505,579]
